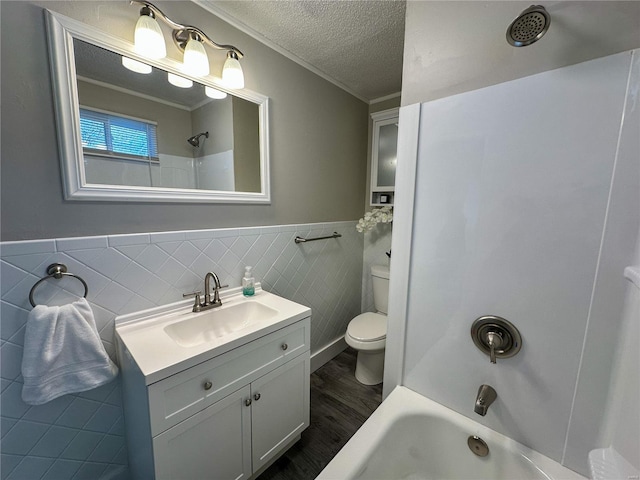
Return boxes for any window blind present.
[79,108,159,162]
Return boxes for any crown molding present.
[370,92,402,105]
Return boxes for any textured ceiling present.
[200,0,406,102]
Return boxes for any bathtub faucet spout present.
[474,384,497,416]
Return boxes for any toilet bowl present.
[345,265,389,385]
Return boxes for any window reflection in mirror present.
[73,39,261,193]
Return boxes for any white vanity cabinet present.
[118,315,311,480]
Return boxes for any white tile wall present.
[0,221,363,480]
[84,154,196,190]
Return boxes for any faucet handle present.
[486,331,503,364]
[183,291,203,312]
[211,284,229,304]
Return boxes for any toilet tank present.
[371,265,390,314]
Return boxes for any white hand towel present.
[21,298,119,405]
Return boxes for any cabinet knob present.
[203,381,212,391]
[253,393,261,401]
[245,398,252,407]
[281,343,288,351]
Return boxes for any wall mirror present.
[46,10,270,203]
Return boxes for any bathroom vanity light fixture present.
[222,51,245,89]
[205,86,227,99]
[133,4,166,59]
[167,72,193,88]
[129,0,245,87]
[121,56,152,74]
[182,33,209,77]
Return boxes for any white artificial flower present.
[356,206,393,233]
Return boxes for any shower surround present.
[386,50,639,476]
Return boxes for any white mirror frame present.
[46,10,270,204]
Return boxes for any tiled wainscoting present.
[0,221,363,480]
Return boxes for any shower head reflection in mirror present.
[46,10,270,203]
[187,132,209,147]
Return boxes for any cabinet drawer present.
[149,318,310,435]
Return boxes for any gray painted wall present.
[193,98,233,157]
[0,1,368,241]
[232,97,261,193]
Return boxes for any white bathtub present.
[317,387,586,480]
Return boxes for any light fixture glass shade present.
[167,73,193,88]
[183,38,210,77]
[121,56,152,74]
[222,52,245,89]
[134,13,166,59]
[205,87,228,99]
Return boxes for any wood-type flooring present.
[257,348,383,480]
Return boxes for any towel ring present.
[29,263,89,308]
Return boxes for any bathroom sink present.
[115,286,311,383]
[164,301,279,347]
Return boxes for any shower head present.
[187,131,209,147]
[506,5,550,47]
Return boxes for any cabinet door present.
[153,385,252,480]
[370,108,399,206]
[251,354,310,471]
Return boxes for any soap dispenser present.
[242,266,255,296]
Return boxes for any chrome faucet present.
[183,272,227,312]
[474,384,497,416]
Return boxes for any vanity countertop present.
[115,286,311,384]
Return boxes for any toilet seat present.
[348,312,386,341]
[346,312,386,351]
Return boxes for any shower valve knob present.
[471,316,522,364]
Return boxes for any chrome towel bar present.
[29,263,89,308]
[294,232,342,244]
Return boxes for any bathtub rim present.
[317,386,586,480]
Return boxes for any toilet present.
[345,264,389,385]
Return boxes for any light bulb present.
[168,73,193,88]
[183,37,209,77]
[134,10,166,59]
[122,56,152,74]
[222,51,244,89]
[205,87,227,99]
